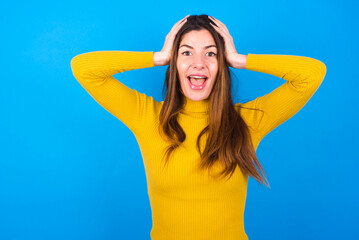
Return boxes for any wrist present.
[153,52,168,66]
[232,54,247,69]
[153,52,160,66]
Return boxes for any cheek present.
[177,61,190,77]
[176,65,186,86]
[210,63,219,77]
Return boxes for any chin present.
[184,91,210,101]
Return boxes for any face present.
[176,29,218,101]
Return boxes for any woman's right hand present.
[153,15,190,66]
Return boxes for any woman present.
[71,14,326,240]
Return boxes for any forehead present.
[180,29,216,46]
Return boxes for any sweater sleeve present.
[70,51,156,134]
[241,53,327,142]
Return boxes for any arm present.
[207,17,327,141]
[239,53,327,141]
[70,51,156,134]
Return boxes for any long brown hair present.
[159,14,270,188]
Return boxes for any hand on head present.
[154,15,243,68]
[153,15,190,66]
[208,16,239,68]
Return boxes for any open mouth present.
[187,76,208,90]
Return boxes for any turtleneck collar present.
[182,96,210,113]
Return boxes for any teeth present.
[189,76,206,79]
[189,77,206,86]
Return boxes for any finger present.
[166,15,189,43]
[210,22,231,39]
[167,17,188,37]
[210,23,232,42]
[209,16,229,32]
[208,16,224,26]
[181,14,190,21]
[171,15,189,32]
[210,22,226,38]
[177,15,190,25]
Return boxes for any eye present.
[181,51,191,56]
[207,52,217,57]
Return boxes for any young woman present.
[71,14,326,240]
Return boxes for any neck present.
[182,96,210,113]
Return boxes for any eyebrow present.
[179,44,217,49]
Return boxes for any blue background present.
[1,0,358,239]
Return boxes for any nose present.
[192,54,205,69]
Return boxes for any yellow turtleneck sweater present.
[70,51,326,240]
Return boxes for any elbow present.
[315,60,327,88]
[70,54,86,81]
[305,57,327,87]
[310,57,327,79]
[70,55,78,68]
[70,53,107,86]
[315,59,327,79]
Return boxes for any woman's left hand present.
[209,16,247,69]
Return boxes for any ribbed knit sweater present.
[70,51,326,240]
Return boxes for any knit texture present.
[71,51,326,240]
